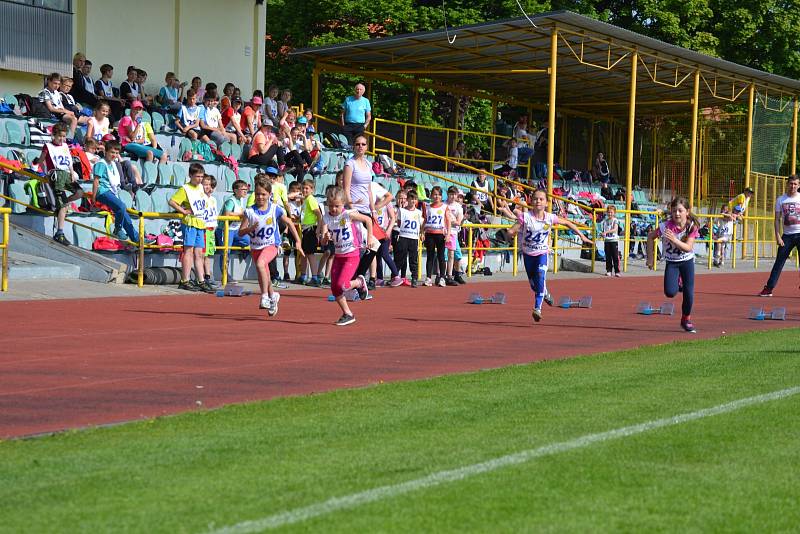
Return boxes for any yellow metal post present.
[221,219,230,286]
[137,215,145,288]
[411,83,419,167]
[552,228,559,273]
[688,70,700,209]
[490,99,497,167]
[546,28,558,210]
[744,84,754,260]
[792,97,798,175]
[590,210,596,273]
[623,51,638,273]
[311,66,319,132]
[467,226,473,278]
[1,208,8,292]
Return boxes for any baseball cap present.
[131,100,144,110]
[101,133,116,142]
[232,96,243,105]
[251,96,263,105]
[743,187,754,194]
[261,118,274,127]
[264,166,280,176]
[298,116,307,124]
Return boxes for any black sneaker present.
[320,277,331,288]
[198,281,217,293]
[178,280,201,292]
[307,278,321,287]
[367,278,376,290]
[204,278,221,289]
[410,279,418,288]
[445,277,458,286]
[53,232,71,246]
[454,273,467,285]
[335,314,356,326]
[543,293,554,307]
[681,317,697,333]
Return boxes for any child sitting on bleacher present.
[38,73,78,140]
[40,123,84,246]
[176,89,201,141]
[91,140,147,244]
[157,72,185,114]
[199,94,237,148]
[85,101,111,143]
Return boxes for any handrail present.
[463,222,518,278]
[1,207,9,291]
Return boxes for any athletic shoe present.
[375,279,386,287]
[606,272,612,277]
[53,232,71,246]
[454,273,467,285]
[336,313,356,326]
[283,273,291,282]
[390,276,403,287]
[259,294,270,309]
[543,293,554,307]
[424,277,433,287]
[614,272,622,278]
[306,278,321,287]
[356,275,369,301]
[445,277,458,286]
[681,317,696,333]
[115,229,129,241]
[199,281,217,293]
[267,292,280,317]
[410,279,418,288]
[205,278,221,289]
[759,286,773,297]
[532,308,542,322]
[273,280,288,290]
[437,277,446,287]
[367,278,376,290]
[320,277,331,288]
[178,280,201,292]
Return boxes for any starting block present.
[558,296,592,309]
[636,302,675,316]
[468,292,507,305]
[748,307,786,321]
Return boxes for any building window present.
[2,0,71,13]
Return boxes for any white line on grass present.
[207,385,800,534]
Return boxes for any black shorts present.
[301,227,319,254]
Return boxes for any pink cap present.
[131,100,144,110]
[251,96,263,105]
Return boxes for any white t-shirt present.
[323,210,360,255]
[656,220,700,262]
[200,106,222,129]
[245,203,283,249]
[602,217,619,242]
[775,193,800,235]
[519,211,558,256]
[446,201,463,235]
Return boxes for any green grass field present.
[2,329,800,533]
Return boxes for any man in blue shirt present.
[340,82,372,144]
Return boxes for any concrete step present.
[7,252,81,280]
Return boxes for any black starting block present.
[558,296,592,309]
[468,292,507,305]
[748,307,786,321]
[636,302,675,316]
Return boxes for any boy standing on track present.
[759,175,800,297]
[169,163,213,292]
[202,175,220,288]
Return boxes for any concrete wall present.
[72,0,265,97]
[0,70,46,97]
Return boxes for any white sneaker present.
[614,272,622,277]
[606,272,612,277]
[259,294,270,309]
[424,277,433,287]
[267,292,280,316]
[437,277,446,287]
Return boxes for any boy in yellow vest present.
[169,163,213,291]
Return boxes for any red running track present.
[1,271,797,438]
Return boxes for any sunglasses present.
[353,142,367,146]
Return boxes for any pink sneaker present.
[390,276,403,287]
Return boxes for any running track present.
[1,272,797,438]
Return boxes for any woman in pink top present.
[118,101,167,163]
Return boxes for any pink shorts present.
[251,245,279,267]
[445,233,457,251]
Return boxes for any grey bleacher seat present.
[3,93,18,107]
[142,161,158,184]
[221,167,236,191]
[25,148,40,163]
[151,112,165,132]
[144,218,163,236]
[157,162,173,185]
[4,120,27,146]
[117,189,134,209]
[151,187,172,213]
[8,182,30,213]
[135,189,153,212]
[172,163,188,184]
[220,142,232,157]
[229,143,243,162]
[178,138,193,158]
[72,216,107,249]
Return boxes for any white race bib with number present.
[398,208,421,240]
[425,203,447,232]
[183,184,207,217]
[246,204,280,249]
[520,211,557,256]
[324,211,358,255]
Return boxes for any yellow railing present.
[1,207,9,291]
[372,117,532,177]
[463,223,518,278]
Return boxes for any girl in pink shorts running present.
[238,176,303,317]
[318,186,374,326]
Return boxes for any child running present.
[238,176,303,317]
[647,197,700,333]
[508,189,592,322]
[318,186,374,326]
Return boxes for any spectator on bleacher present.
[614,187,626,202]
[119,66,141,108]
[471,167,493,213]
[204,82,218,100]
[449,140,466,171]
[135,69,154,107]
[157,72,185,113]
[189,76,204,102]
[279,108,297,140]
[276,88,293,123]
[38,73,78,139]
[216,179,251,248]
[594,152,611,184]
[303,109,316,135]
[468,147,484,169]
[221,96,248,144]
[71,57,98,108]
[83,138,101,165]
[532,121,548,179]
[222,83,235,100]
[499,137,518,177]
[199,94,237,147]
[241,96,262,139]
[600,182,614,201]
[512,115,535,163]
[58,77,92,128]
[92,140,142,242]
[40,123,84,246]
[94,64,125,120]
[248,120,283,167]
[263,86,280,125]
[176,89,201,140]
[118,101,167,163]
[71,52,85,82]
[284,126,314,177]
[340,83,371,144]
[232,87,242,101]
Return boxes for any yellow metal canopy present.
[291,10,800,113]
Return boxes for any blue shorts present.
[183,225,206,248]
[454,236,463,261]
